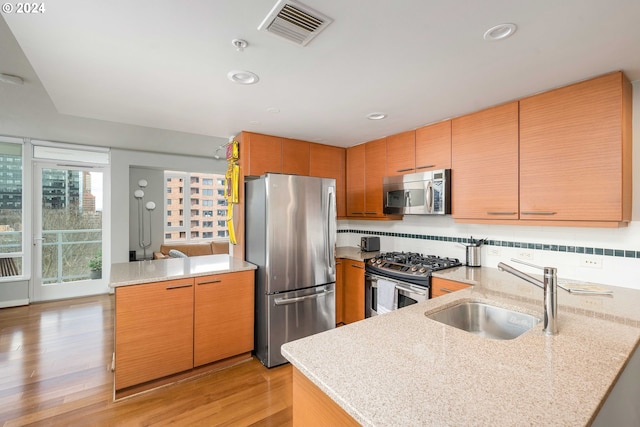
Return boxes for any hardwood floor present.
[0,295,293,426]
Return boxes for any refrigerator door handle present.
[274,289,334,306]
[327,185,336,273]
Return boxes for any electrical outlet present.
[488,247,501,256]
[580,256,603,269]
[516,249,534,261]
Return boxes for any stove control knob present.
[376,259,383,265]
[410,266,418,272]
[419,267,427,273]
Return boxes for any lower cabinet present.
[431,277,471,298]
[114,278,194,390]
[194,270,254,367]
[292,367,360,427]
[114,270,254,392]
[343,260,365,324]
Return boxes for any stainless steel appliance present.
[245,174,337,368]
[365,252,462,317]
[383,169,451,215]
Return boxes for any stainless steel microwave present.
[383,169,451,215]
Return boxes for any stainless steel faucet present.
[497,259,558,335]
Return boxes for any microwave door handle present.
[426,181,434,213]
[405,190,411,207]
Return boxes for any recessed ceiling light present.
[366,112,387,120]
[227,70,260,85]
[483,23,517,41]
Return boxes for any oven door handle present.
[395,284,428,296]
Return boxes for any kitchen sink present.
[426,300,541,340]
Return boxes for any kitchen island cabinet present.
[451,101,519,221]
[519,71,632,226]
[283,266,640,426]
[194,270,254,367]
[114,278,194,390]
[110,255,256,398]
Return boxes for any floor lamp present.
[133,179,156,260]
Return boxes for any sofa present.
[152,242,229,259]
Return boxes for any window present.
[0,139,23,279]
[217,189,225,196]
[164,171,227,244]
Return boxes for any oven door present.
[395,282,429,309]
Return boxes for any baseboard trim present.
[0,299,29,308]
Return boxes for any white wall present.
[110,149,228,264]
[337,80,640,290]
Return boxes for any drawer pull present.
[521,211,557,215]
[396,167,414,173]
[416,164,435,170]
[166,284,193,290]
[365,212,379,215]
[440,287,454,293]
[198,279,222,285]
[351,264,364,269]
[351,212,364,215]
[487,211,517,215]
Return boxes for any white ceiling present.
[2,0,640,148]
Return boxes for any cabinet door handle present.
[486,211,517,215]
[521,211,557,215]
[351,212,364,215]
[198,279,222,285]
[365,212,378,215]
[166,283,193,290]
[439,287,454,294]
[336,261,342,265]
[416,164,435,170]
[351,264,364,269]
[396,167,414,173]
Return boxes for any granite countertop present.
[282,265,640,426]
[336,246,380,261]
[109,254,256,288]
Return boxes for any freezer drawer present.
[257,284,335,367]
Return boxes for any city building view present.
[164,172,228,242]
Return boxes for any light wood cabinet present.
[114,278,194,390]
[364,138,387,217]
[346,144,366,216]
[115,270,255,392]
[431,277,471,298]
[283,138,310,176]
[310,144,346,218]
[343,260,365,324]
[245,132,282,176]
[386,130,416,176]
[194,271,254,367]
[415,120,452,171]
[519,71,632,226]
[335,259,344,325]
[451,102,519,221]
[292,367,360,427]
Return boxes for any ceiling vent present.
[258,0,333,46]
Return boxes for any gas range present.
[365,251,462,287]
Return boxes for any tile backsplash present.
[337,215,640,290]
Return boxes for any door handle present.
[395,284,427,296]
[197,279,222,285]
[274,289,334,306]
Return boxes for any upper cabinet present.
[244,132,282,176]
[282,138,310,176]
[415,120,452,171]
[519,71,632,226]
[386,131,416,176]
[310,143,346,217]
[452,102,519,221]
[346,138,389,218]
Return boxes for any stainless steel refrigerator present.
[245,173,336,367]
